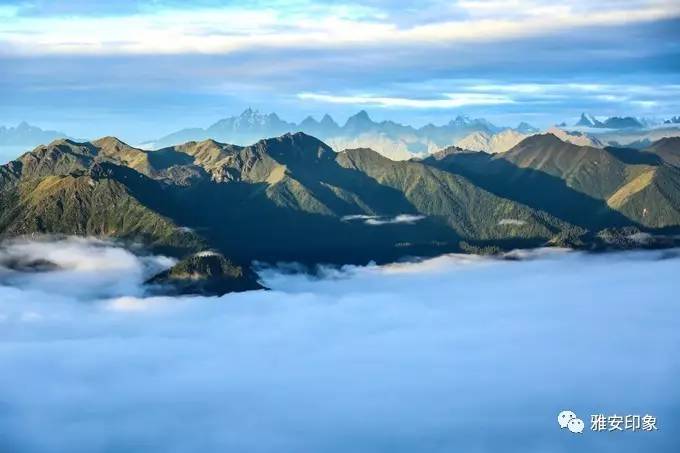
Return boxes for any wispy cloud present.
[1,1,678,55]
[341,214,426,224]
[365,214,426,225]
[299,92,514,108]
[498,218,527,226]
[298,82,680,114]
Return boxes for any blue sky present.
[1,0,679,142]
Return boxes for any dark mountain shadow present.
[286,158,418,216]
[423,153,640,230]
[146,149,195,169]
[98,161,460,265]
[604,147,663,165]
[460,237,555,253]
[166,181,460,265]
[647,225,680,235]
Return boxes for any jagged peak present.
[299,115,319,126]
[251,132,335,162]
[428,145,475,160]
[345,110,373,125]
[516,121,538,133]
[46,137,85,148]
[451,114,472,124]
[320,113,337,125]
[253,131,319,146]
[274,131,328,145]
[338,147,389,162]
[92,136,132,148]
[515,132,568,147]
[196,138,227,147]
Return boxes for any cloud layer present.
[1,238,680,452]
[1,1,678,56]
[1,1,679,142]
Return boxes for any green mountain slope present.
[501,134,649,200]
[0,166,204,255]
[606,165,680,228]
[424,133,680,230]
[336,147,571,241]
[2,130,680,294]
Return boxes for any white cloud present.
[0,237,174,299]
[341,214,426,224]
[1,1,677,55]
[498,218,527,226]
[351,81,680,113]
[631,100,659,108]
[1,238,679,452]
[365,214,426,225]
[298,92,514,108]
[341,214,379,221]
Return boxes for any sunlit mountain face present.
[1,1,680,452]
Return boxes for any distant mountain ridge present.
[0,122,69,147]
[149,109,537,159]
[573,113,645,129]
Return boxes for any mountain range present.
[573,113,648,129]
[4,112,678,163]
[148,108,538,159]
[0,122,69,147]
[1,131,679,294]
[149,109,680,159]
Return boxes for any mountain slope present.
[644,137,680,167]
[423,133,680,229]
[0,141,260,293]
[501,134,648,200]
[336,147,571,241]
[4,131,680,281]
[606,165,680,228]
[0,166,204,255]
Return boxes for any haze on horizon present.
[1,0,679,143]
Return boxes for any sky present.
[1,238,679,452]
[1,0,680,142]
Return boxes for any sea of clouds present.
[1,238,679,452]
